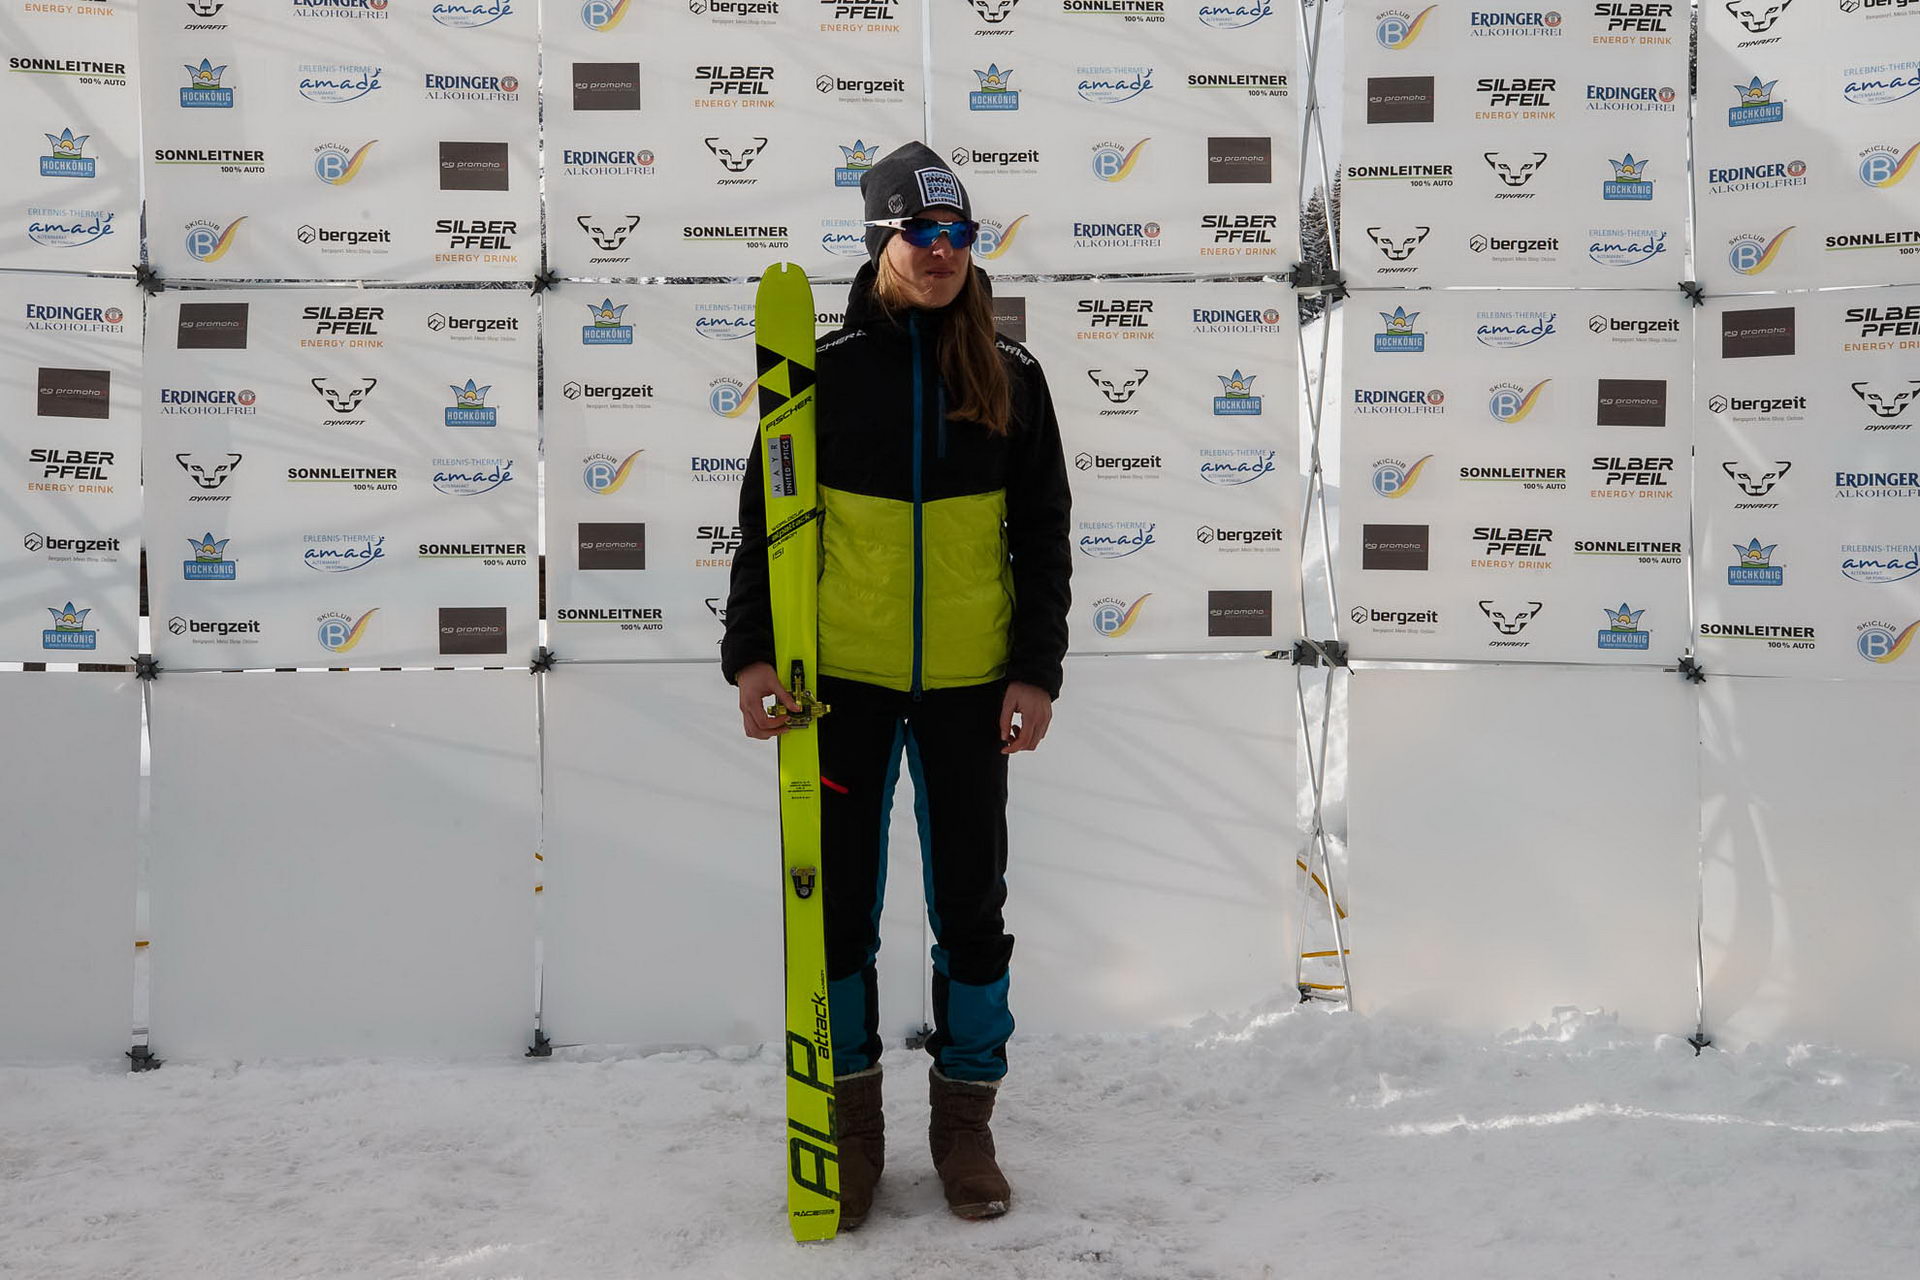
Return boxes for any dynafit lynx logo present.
[40,129,95,179]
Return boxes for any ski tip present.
[760,261,805,283]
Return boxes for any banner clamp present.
[1289,262,1346,302]
[1674,654,1707,684]
[134,265,165,295]
[531,269,561,294]
[133,653,160,682]
[1678,280,1706,307]
[1291,639,1348,668]
[530,646,556,674]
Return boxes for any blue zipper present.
[909,314,926,698]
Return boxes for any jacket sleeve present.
[1003,354,1073,698]
[720,427,774,686]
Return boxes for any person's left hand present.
[998,681,1053,755]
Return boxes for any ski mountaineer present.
[723,141,1073,1228]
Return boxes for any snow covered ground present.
[6,1002,1919,1280]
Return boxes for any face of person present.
[882,204,969,311]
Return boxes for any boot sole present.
[950,1198,1010,1221]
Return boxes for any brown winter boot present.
[928,1068,1011,1220]
[833,1067,884,1229]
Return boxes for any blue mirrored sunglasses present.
[864,216,980,250]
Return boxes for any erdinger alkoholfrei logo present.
[1730,75,1784,126]
[1479,599,1541,636]
[1603,154,1654,200]
[1484,151,1546,188]
[1091,139,1149,182]
[1725,0,1792,34]
[1858,143,1920,188]
[1728,227,1794,275]
[835,140,878,187]
[431,0,512,27]
[1597,603,1649,650]
[580,0,632,29]
[1091,595,1150,638]
[1489,379,1550,422]
[583,298,632,345]
[446,379,497,426]
[316,609,378,654]
[1856,620,1920,664]
[1370,454,1432,497]
[184,532,237,580]
[1729,538,1783,586]
[1212,370,1261,415]
[1367,225,1429,262]
[1375,306,1425,352]
[582,449,642,494]
[313,140,377,185]
[970,64,1018,110]
[184,217,245,262]
[41,129,95,179]
[1375,4,1437,46]
[1854,380,1920,420]
[43,602,96,651]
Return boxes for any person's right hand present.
[736,661,800,740]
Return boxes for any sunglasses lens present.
[899,219,979,250]
[948,222,979,250]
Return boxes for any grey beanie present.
[858,141,973,263]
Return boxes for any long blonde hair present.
[874,256,1012,436]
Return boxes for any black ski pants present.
[818,674,1015,1083]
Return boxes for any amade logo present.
[1076,520,1156,558]
[1367,76,1435,123]
[1371,454,1432,497]
[1474,310,1555,347]
[1207,590,1273,637]
[1376,5,1438,47]
[1207,137,1271,183]
[1729,538,1784,586]
[1199,0,1272,27]
[574,62,639,109]
[1362,523,1429,570]
[1721,306,1796,358]
[432,456,514,496]
[1076,65,1153,105]
[1841,543,1920,585]
[1587,227,1669,266]
[1091,595,1150,638]
[1596,378,1667,426]
[583,450,643,494]
[579,522,646,569]
[1597,603,1649,651]
[439,141,509,191]
[302,532,386,573]
[298,63,382,103]
[177,301,248,349]
[37,367,110,419]
[1198,447,1275,485]
[1728,227,1794,275]
[181,58,232,107]
[1730,75,1784,125]
[431,0,512,27]
[1842,62,1920,106]
[439,607,509,656]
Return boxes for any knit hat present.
[858,142,973,263]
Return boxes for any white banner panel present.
[1339,289,1692,664]
[539,663,930,1050]
[1348,666,1699,1035]
[143,288,538,669]
[1697,0,1920,292]
[0,274,142,664]
[148,671,537,1059]
[1016,281,1300,651]
[1343,2,1688,286]
[544,0,924,278]
[2,1,140,272]
[1702,677,1920,1063]
[0,673,138,1063]
[139,0,538,281]
[1007,653,1295,1032]
[543,282,761,659]
[928,0,1298,274]
[1694,288,1920,677]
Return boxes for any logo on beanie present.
[914,165,965,213]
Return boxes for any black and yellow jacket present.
[722,264,1073,698]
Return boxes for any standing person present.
[722,142,1072,1227]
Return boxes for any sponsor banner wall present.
[544,0,925,279]
[0,673,141,1063]
[139,0,539,281]
[1015,281,1299,652]
[1694,287,1920,677]
[143,289,538,668]
[1698,0,1920,292]
[2,0,140,272]
[1343,0,1688,287]
[545,282,789,660]
[928,0,1298,274]
[1348,666,1700,1036]
[0,274,142,664]
[1338,288,1692,664]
